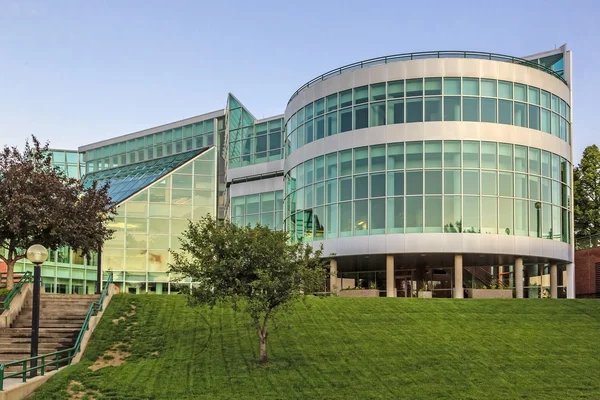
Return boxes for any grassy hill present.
[30,295,600,400]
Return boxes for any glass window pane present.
[530,201,542,237]
[444,97,461,121]
[515,146,527,172]
[387,99,404,124]
[355,175,368,199]
[387,197,404,233]
[354,147,368,174]
[326,204,337,238]
[541,151,551,178]
[499,172,514,196]
[354,200,368,235]
[370,83,386,101]
[463,170,480,194]
[424,78,442,95]
[339,150,352,176]
[354,86,368,104]
[498,81,513,99]
[305,159,314,185]
[425,170,442,194]
[444,78,461,95]
[463,78,479,96]
[498,100,513,125]
[305,103,314,120]
[481,142,497,169]
[514,102,528,128]
[339,177,352,201]
[315,116,325,140]
[499,198,513,236]
[529,105,540,130]
[529,175,541,200]
[246,194,260,214]
[406,142,423,169]
[339,202,352,237]
[482,197,498,234]
[444,141,461,168]
[354,104,368,130]
[541,109,551,133]
[444,170,461,194]
[463,196,480,233]
[463,97,479,122]
[444,196,461,232]
[340,108,352,133]
[326,153,337,179]
[514,84,527,102]
[388,80,404,98]
[370,102,386,127]
[425,141,442,168]
[371,173,386,197]
[481,98,497,123]
[529,87,540,105]
[315,156,325,182]
[370,198,385,234]
[370,145,386,172]
[315,98,325,116]
[261,192,275,212]
[340,89,352,108]
[326,112,338,136]
[515,173,528,198]
[406,98,423,123]
[424,97,442,121]
[425,196,442,233]
[406,171,423,195]
[541,90,551,109]
[406,79,423,97]
[499,143,513,170]
[529,148,541,175]
[463,141,480,168]
[481,171,497,195]
[387,143,404,170]
[326,94,338,112]
[515,199,528,236]
[481,79,497,97]
[406,196,423,233]
[326,179,337,203]
[387,171,404,196]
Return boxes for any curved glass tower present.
[282,48,573,298]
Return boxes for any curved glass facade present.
[284,141,571,243]
[285,77,571,157]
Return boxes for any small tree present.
[0,136,115,289]
[169,216,329,365]
[574,144,600,238]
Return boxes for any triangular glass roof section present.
[227,93,256,130]
[83,147,210,205]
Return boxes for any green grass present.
[29,295,600,400]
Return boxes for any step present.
[0,337,74,345]
[11,323,85,329]
[0,328,80,335]
[40,294,100,300]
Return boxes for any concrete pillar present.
[156,282,163,295]
[329,258,338,294]
[454,254,463,299]
[386,255,395,298]
[550,264,558,299]
[515,257,524,299]
[567,263,575,299]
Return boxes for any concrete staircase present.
[0,293,99,371]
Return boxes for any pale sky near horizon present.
[0,0,598,162]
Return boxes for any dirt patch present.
[89,342,131,372]
[67,380,96,400]
[112,303,137,325]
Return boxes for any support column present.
[386,255,395,298]
[329,258,338,294]
[550,264,558,299]
[454,254,463,299]
[567,263,575,299]
[515,257,524,299]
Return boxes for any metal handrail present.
[0,272,113,391]
[287,50,567,105]
[0,271,33,311]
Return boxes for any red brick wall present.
[575,248,600,298]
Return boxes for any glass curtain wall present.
[230,191,284,230]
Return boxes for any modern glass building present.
[10,45,574,298]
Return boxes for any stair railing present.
[0,272,113,391]
[0,271,33,311]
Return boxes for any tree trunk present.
[259,333,268,365]
[5,259,15,290]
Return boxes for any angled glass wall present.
[230,190,284,230]
[227,94,284,168]
[101,147,216,294]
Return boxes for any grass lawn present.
[29,295,600,400]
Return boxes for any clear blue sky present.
[0,0,597,161]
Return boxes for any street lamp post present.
[535,202,542,238]
[26,244,48,379]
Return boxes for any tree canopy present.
[0,136,116,288]
[574,144,600,238]
[169,216,329,365]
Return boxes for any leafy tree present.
[0,136,115,289]
[169,216,329,365]
[574,144,600,238]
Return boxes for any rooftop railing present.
[287,51,567,105]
